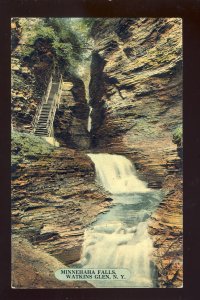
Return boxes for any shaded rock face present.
[12,147,112,267]
[89,52,106,147]
[148,144,183,288]
[54,75,90,149]
[89,18,182,288]
[148,172,183,288]
[11,18,22,52]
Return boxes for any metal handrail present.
[46,93,57,136]
[46,75,63,136]
[33,74,63,136]
[32,74,53,132]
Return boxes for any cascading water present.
[87,106,92,132]
[75,153,161,288]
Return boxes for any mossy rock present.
[11,131,54,170]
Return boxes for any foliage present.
[172,125,182,146]
[28,24,57,44]
[21,18,93,75]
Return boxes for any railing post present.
[33,74,63,137]
[32,73,53,132]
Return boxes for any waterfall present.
[88,153,149,194]
[75,153,161,288]
[87,106,92,132]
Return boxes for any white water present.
[88,153,149,194]
[87,106,92,132]
[75,153,161,288]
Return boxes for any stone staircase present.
[34,83,59,136]
[33,75,63,137]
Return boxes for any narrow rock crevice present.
[89,51,107,147]
[54,74,90,149]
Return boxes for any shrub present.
[172,125,182,146]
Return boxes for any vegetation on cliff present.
[173,125,183,147]
[11,131,54,171]
[17,18,92,76]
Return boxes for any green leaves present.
[28,18,91,75]
[172,125,182,146]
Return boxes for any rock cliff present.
[11,17,183,289]
[11,17,89,148]
[11,136,112,287]
[89,18,182,287]
[11,18,54,132]
[11,18,99,288]
[12,235,93,288]
[54,75,90,149]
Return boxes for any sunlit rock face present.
[89,18,183,288]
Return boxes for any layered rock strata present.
[12,147,112,274]
[89,18,183,287]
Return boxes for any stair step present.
[35,127,48,130]
[35,132,48,135]
[34,81,60,137]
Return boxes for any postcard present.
[11,17,183,289]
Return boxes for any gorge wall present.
[89,18,183,288]
[11,17,183,288]
[54,75,90,149]
[11,18,90,150]
[11,18,54,132]
[11,134,112,288]
[11,18,109,288]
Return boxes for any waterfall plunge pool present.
[73,153,162,288]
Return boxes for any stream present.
[75,153,162,288]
